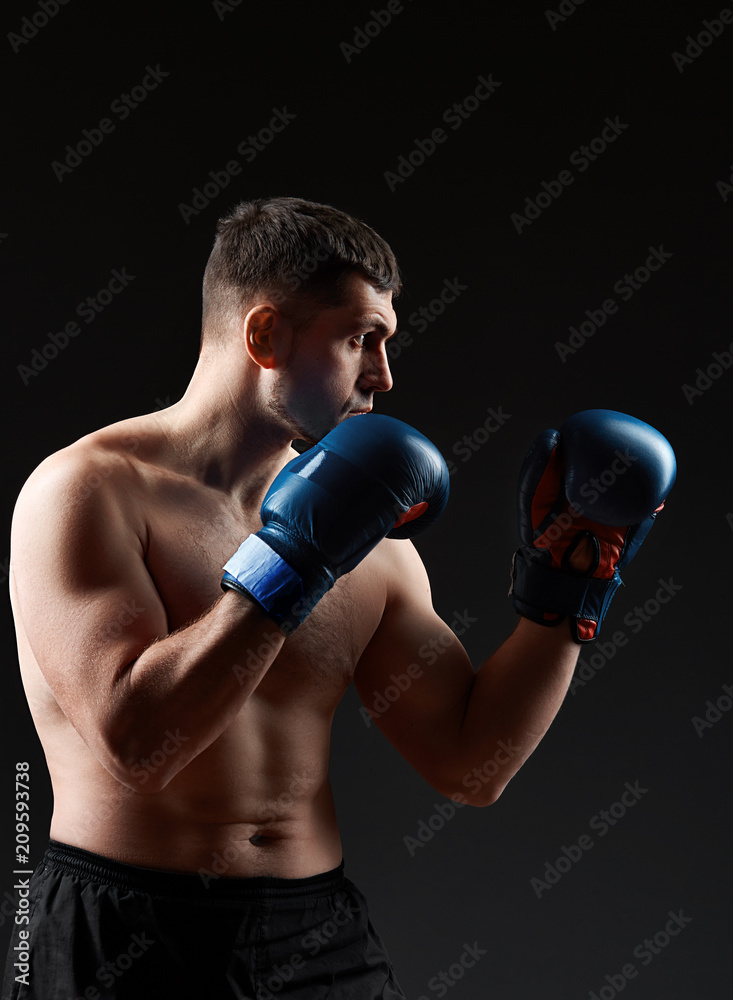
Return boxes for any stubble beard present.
[266,378,335,446]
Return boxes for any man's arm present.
[353,538,582,807]
[355,408,674,807]
[11,448,285,793]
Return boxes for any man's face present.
[268,273,397,443]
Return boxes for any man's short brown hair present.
[201,197,402,346]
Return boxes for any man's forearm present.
[455,616,580,806]
[105,591,285,791]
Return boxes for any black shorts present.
[2,840,406,1000]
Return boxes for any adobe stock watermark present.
[8,0,71,54]
[198,769,318,886]
[383,73,501,192]
[0,879,28,933]
[212,0,244,21]
[340,0,412,62]
[68,931,157,999]
[104,599,146,639]
[178,107,297,224]
[403,798,467,857]
[716,163,733,202]
[554,245,675,363]
[585,909,692,1000]
[529,445,641,550]
[16,266,136,385]
[14,923,155,992]
[80,436,141,499]
[359,609,478,728]
[545,0,591,31]
[282,243,334,295]
[444,406,512,476]
[570,577,683,694]
[680,338,733,404]
[511,115,629,234]
[232,630,284,689]
[129,729,189,786]
[691,682,733,737]
[195,239,340,334]
[251,896,357,999]
[387,277,468,361]
[415,940,487,1000]
[671,10,733,72]
[530,780,649,898]
[268,238,341,307]
[460,738,522,801]
[52,66,169,181]
[403,740,522,856]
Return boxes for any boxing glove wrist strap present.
[510,546,623,643]
[221,534,333,636]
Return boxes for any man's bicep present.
[353,540,475,795]
[11,454,169,747]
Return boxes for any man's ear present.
[243,304,293,370]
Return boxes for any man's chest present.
[141,492,385,699]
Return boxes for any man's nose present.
[360,343,393,393]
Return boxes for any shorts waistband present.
[43,840,347,900]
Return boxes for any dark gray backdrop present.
[2,0,731,996]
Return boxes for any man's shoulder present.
[14,415,155,531]
[370,534,432,609]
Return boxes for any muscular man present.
[3,197,672,999]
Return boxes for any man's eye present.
[353,333,367,347]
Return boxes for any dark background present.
[2,0,731,996]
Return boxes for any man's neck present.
[152,350,296,507]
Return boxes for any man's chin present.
[293,421,335,446]
[290,408,371,446]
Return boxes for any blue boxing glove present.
[221,414,450,634]
[510,409,676,643]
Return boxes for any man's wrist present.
[510,546,622,644]
[221,533,333,635]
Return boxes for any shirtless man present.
[3,197,671,1000]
